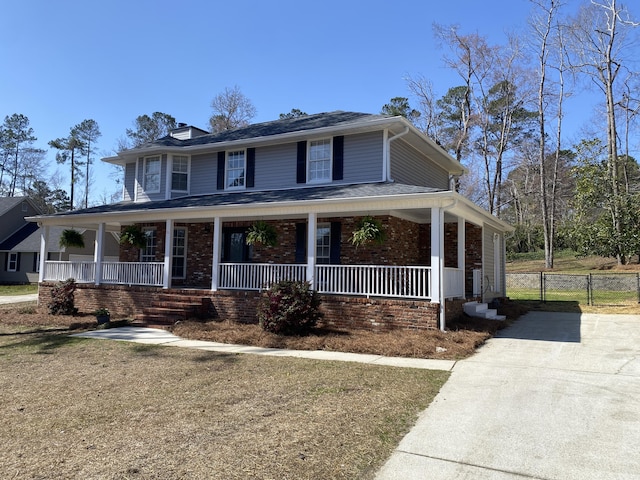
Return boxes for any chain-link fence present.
[506,272,640,306]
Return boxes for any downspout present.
[385,126,409,182]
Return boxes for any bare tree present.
[209,85,256,133]
[564,0,639,264]
[529,0,568,268]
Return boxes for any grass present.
[0,309,449,479]
[0,284,38,296]
[506,249,640,273]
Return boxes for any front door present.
[222,227,251,262]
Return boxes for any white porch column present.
[431,206,445,331]
[211,217,222,291]
[458,216,465,297]
[163,219,174,289]
[38,225,49,283]
[94,223,105,285]
[306,212,317,288]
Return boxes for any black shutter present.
[3,253,7,272]
[16,253,21,272]
[332,136,344,181]
[330,222,341,265]
[33,253,37,273]
[217,151,225,190]
[296,141,307,184]
[295,223,307,263]
[246,148,255,188]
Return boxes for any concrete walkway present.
[0,293,38,304]
[71,327,456,371]
[375,312,640,480]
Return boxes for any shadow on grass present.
[0,331,87,353]
[128,342,240,366]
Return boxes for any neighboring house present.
[0,197,121,284]
[29,111,513,330]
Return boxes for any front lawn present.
[0,314,448,479]
[0,284,38,296]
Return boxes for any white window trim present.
[143,155,162,194]
[168,154,191,197]
[140,227,157,263]
[307,138,333,184]
[226,149,246,191]
[316,222,331,264]
[8,252,18,272]
[171,227,187,279]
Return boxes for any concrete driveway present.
[376,311,640,479]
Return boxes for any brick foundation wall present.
[39,282,165,317]
[40,283,444,332]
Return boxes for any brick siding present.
[39,283,467,332]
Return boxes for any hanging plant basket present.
[246,221,278,247]
[59,229,85,249]
[119,225,147,249]
[350,216,386,248]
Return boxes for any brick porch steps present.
[134,293,215,326]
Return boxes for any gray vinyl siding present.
[123,163,136,201]
[0,201,40,241]
[254,143,297,189]
[390,141,449,189]
[190,152,218,196]
[0,252,38,284]
[130,130,386,200]
[483,225,504,301]
[343,131,384,183]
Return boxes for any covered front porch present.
[32,187,507,330]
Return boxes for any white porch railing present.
[44,261,96,283]
[101,262,164,286]
[43,261,446,300]
[315,265,432,299]
[44,261,164,287]
[444,267,465,299]
[219,263,307,290]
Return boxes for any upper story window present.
[144,156,161,193]
[226,150,245,189]
[308,139,332,183]
[171,155,189,192]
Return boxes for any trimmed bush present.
[48,278,78,315]
[257,281,322,335]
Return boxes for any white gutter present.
[385,126,409,182]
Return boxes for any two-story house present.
[30,111,512,330]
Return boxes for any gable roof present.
[0,196,29,217]
[138,111,380,149]
[0,222,39,251]
[103,110,466,175]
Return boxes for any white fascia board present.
[28,190,512,233]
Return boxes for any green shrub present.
[48,278,78,315]
[257,281,322,335]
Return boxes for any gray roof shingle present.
[135,111,387,149]
[41,182,445,218]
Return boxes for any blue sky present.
[0,0,631,205]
